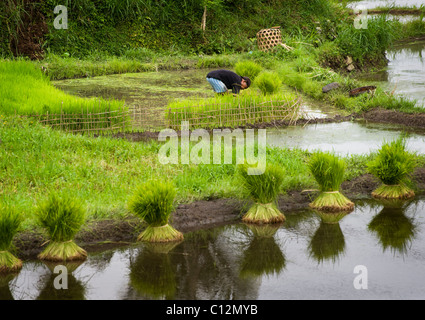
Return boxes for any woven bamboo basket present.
[256,26,282,52]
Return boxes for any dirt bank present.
[14,167,425,260]
[362,108,425,129]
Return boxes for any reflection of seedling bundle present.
[238,163,285,224]
[239,224,285,278]
[308,151,354,212]
[37,192,87,262]
[308,220,346,264]
[128,180,183,242]
[367,138,416,199]
[129,243,179,299]
[0,203,23,273]
[368,201,416,255]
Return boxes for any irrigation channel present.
[5,12,423,300]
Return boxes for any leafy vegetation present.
[367,137,417,199]
[237,163,286,224]
[307,151,354,212]
[128,180,183,242]
[36,191,87,261]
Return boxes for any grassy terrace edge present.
[1,115,425,234]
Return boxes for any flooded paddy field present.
[5,198,425,300]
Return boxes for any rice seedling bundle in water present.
[0,203,23,273]
[238,164,285,224]
[367,138,416,199]
[308,151,354,212]
[128,180,183,242]
[37,192,87,262]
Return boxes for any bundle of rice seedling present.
[237,164,285,224]
[128,180,183,242]
[0,203,23,273]
[308,151,354,212]
[367,138,416,199]
[37,192,87,262]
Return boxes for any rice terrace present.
[1,0,425,306]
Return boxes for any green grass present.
[0,59,128,132]
[1,115,424,233]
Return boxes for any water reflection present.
[3,198,425,300]
[36,261,86,300]
[239,224,286,279]
[129,242,181,300]
[368,199,418,255]
[308,211,349,264]
[0,273,18,300]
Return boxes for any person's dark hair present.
[242,76,251,88]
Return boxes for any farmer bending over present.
[206,69,251,95]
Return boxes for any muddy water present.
[266,121,425,155]
[3,198,425,300]
[357,40,425,108]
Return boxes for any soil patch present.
[362,108,425,129]
[14,168,425,260]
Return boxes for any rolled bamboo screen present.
[256,26,282,52]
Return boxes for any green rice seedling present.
[0,203,23,273]
[234,60,263,80]
[128,180,183,242]
[166,91,300,129]
[308,151,354,212]
[367,137,416,199]
[254,71,282,95]
[237,163,285,224]
[36,192,87,262]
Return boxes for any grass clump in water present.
[128,180,183,243]
[308,151,354,212]
[237,163,285,224]
[367,137,417,199]
[36,192,87,262]
[0,203,23,273]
